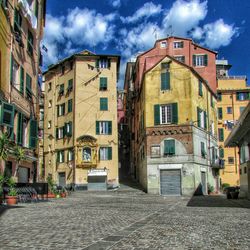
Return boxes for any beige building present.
[0,0,46,182]
[216,60,250,186]
[43,50,120,190]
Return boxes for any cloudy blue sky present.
[42,0,250,88]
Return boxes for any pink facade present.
[135,36,217,93]
[117,93,125,124]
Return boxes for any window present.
[99,77,107,91]
[56,127,64,139]
[174,56,185,63]
[100,98,108,111]
[27,30,34,56]
[193,54,208,67]
[227,107,232,114]
[29,119,38,148]
[96,57,110,69]
[173,41,183,48]
[240,146,246,164]
[40,110,44,121]
[218,107,223,119]
[154,103,178,125]
[57,103,65,117]
[58,84,64,96]
[68,99,73,113]
[14,9,22,34]
[219,148,224,158]
[161,63,170,90]
[17,113,23,145]
[199,80,203,96]
[1,102,15,127]
[68,149,74,161]
[99,147,112,160]
[164,140,175,156]
[48,120,51,129]
[217,92,222,101]
[67,79,73,92]
[48,82,52,91]
[201,142,206,158]
[160,41,167,48]
[48,100,52,108]
[236,92,250,101]
[151,145,160,158]
[240,106,245,114]
[218,128,224,142]
[12,59,19,88]
[64,121,72,137]
[96,121,112,135]
[197,107,207,129]
[57,150,64,163]
[26,73,32,100]
[228,157,234,164]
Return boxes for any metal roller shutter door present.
[160,170,181,195]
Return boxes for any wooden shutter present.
[161,72,170,90]
[204,54,208,66]
[1,102,14,127]
[204,111,207,129]
[17,113,23,145]
[164,140,175,155]
[172,103,178,124]
[193,55,196,66]
[219,128,224,141]
[20,67,24,94]
[219,148,224,158]
[199,80,203,96]
[108,121,112,134]
[197,107,201,127]
[96,121,99,135]
[236,92,240,100]
[108,147,112,160]
[100,98,108,110]
[56,128,58,139]
[218,108,223,119]
[10,54,13,84]
[29,119,37,148]
[68,121,72,136]
[154,104,160,125]
[62,151,64,162]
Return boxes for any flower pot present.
[6,196,18,205]
[47,193,56,198]
[60,192,66,198]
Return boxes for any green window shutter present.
[108,147,112,160]
[197,107,201,127]
[68,121,72,136]
[100,77,107,90]
[201,142,205,157]
[26,73,32,98]
[68,79,73,92]
[161,72,170,90]
[218,128,224,142]
[204,54,208,66]
[164,140,175,155]
[29,119,37,148]
[154,104,160,125]
[10,54,13,84]
[204,111,207,129]
[199,80,203,96]
[108,121,112,134]
[180,41,184,48]
[95,59,99,68]
[17,113,23,145]
[217,92,222,101]
[68,99,72,112]
[100,98,108,110]
[96,121,99,135]
[193,55,196,66]
[218,108,223,119]
[56,128,59,139]
[219,148,224,158]
[1,102,15,127]
[172,103,178,124]
[62,151,64,162]
[236,92,240,100]
[35,0,39,18]
[20,67,24,94]
[57,105,59,117]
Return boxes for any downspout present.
[232,92,238,174]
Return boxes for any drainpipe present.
[231,92,238,174]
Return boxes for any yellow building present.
[125,55,221,195]
[216,60,250,186]
[0,0,46,182]
[43,50,120,190]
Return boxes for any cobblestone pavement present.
[0,186,250,250]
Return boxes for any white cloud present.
[109,0,121,8]
[162,0,207,36]
[121,2,162,23]
[201,19,238,49]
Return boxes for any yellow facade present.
[217,78,250,186]
[43,52,119,188]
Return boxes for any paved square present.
[0,187,250,249]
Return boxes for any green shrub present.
[207,183,214,194]
[222,183,230,189]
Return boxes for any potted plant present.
[47,176,56,198]
[6,177,18,205]
[60,187,67,198]
[207,183,214,195]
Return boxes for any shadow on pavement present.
[0,205,23,218]
[118,177,145,192]
[187,195,250,209]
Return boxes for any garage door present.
[88,176,107,191]
[160,170,181,195]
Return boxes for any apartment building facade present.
[216,60,250,186]
[43,50,120,190]
[124,37,222,195]
[0,0,46,182]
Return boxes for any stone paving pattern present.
[0,186,250,250]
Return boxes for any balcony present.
[211,158,225,169]
[18,0,37,29]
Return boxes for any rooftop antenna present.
[167,25,173,38]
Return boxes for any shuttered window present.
[164,140,175,155]
[68,99,73,113]
[27,30,34,56]
[57,150,64,163]
[201,142,206,158]
[64,121,72,137]
[17,113,23,145]
[99,147,112,160]
[193,54,208,66]
[96,121,112,135]
[100,98,108,110]
[218,108,223,119]
[100,77,107,91]
[14,8,22,34]
[218,128,224,142]
[161,72,170,90]
[29,119,37,148]
[199,80,203,96]
[67,79,73,92]
[154,103,178,125]
[26,73,32,99]
[20,66,24,94]
[219,148,224,158]
[1,102,15,127]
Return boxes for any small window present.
[68,99,73,113]
[67,79,73,92]
[64,121,72,137]
[227,107,232,114]
[58,84,64,96]
[27,30,34,56]
[96,121,112,135]
[164,140,175,156]
[14,9,22,34]
[173,41,183,48]
[96,57,110,69]
[228,157,234,164]
[57,103,65,117]
[160,41,167,48]
[99,77,107,91]
[99,147,112,160]
[100,98,108,111]
[201,142,206,158]
[217,92,222,101]
[218,128,224,142]
[68,149,74,161]
[57,150,64,163]
[174,56,185,63]
[193,54,208,67]
[218,108,223,119]
[56,127,64,139]
[236,92,250,101]
[48,120,51,129]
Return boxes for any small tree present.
[0,133,10,162]
[13,146,25,177]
